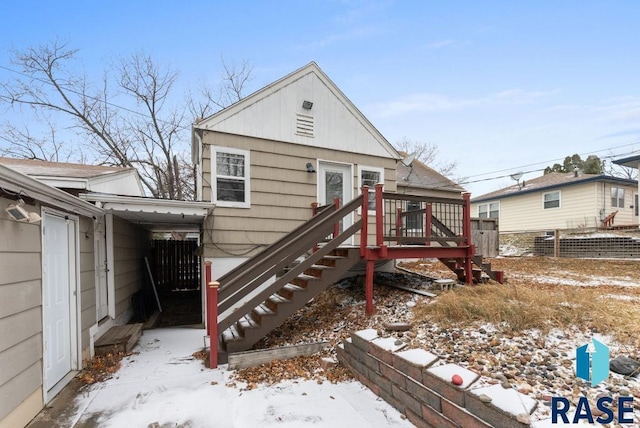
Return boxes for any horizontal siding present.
[112,218,150,320]
[473,181,639,232]
[0,280,40,320]
[0,252,41,286]
[0,307,41,355]
[0,334,41,387]
[202,132,397,258]
[0,361,41,422]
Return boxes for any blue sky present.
[1,1,640,196]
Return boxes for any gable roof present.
[0,157,134,179]
[194,62,400,159]
[473,172,637,203]
[396,151,464,192]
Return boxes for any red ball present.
[451,374,463,386]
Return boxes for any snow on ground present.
[67,328,412,428]
[509,272,640,287]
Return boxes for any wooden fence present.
[153,240,201,292]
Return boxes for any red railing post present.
[425,204,432,246]
[360,186,369,257]
[207,281,219,368]
[462,192,473,285]
[333,197,340,238]
[375,184,384,247]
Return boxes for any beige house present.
[471,172,639,233]
[0,160,210,428]
[192,62,403,275]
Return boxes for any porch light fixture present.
[5,199,41,223]
[302,100,313,110]
[306,162,316,173]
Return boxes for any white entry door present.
[318,162,353,234]
[95,217,109,320]
[43,212,75,392]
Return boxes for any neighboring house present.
[471,172,638,233]
[396,150,464,198]
[0,157,145,197]
[192,62,402,275]
[0,159,210,428]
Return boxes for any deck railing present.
[361,184,471,249]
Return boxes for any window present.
[543,191,560,209]
[357,166,384,212]
[611,187,625,208]
[477,202,499,218]
[212,147,250,208]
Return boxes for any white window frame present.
[611,186,625,208]
[357,165,384,214]
[543,191,561,210]
[477,201,499,219]
[211,146,250,208]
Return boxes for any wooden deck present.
[94,323,143,356]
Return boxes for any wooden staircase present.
[215,198,363,354]
[438,255,503,283]
[222,248,360,353]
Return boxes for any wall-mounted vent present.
[296,113,314,137]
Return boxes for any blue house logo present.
[576,338,609,386]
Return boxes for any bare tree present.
[0,41,255,199]
[0,113,87,162]
[396,137,460,180]
[187,56,254,121]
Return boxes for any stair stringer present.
[225,248,361,353]
[217,220,362,340]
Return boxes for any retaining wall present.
[336,329,538,427]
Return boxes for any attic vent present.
[296,113,314,137]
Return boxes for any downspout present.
[600,181,606,221]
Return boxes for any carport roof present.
[80,193,213,232]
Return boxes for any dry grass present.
[414,258,640,347]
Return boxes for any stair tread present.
[253,303,276,317]
[297,274,320,281]
[268,294,292,304]
[238,315,260,330]
[222,325,244,343]
[282,283,306,292]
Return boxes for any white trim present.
[542,190,561,210]
[317,160,354,244]
[477,201,500,219]
[0,164,103,217]
[210,146,251,208]
[106,214,116,319]
[357,165,384,215]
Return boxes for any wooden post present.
[311,202,319,252]
[365,259,375,316]
[360,186,369,258]
[207,281,219,369]
[375,184,384,247]
[554,229,560,258]
[425,204,432,246]
[333,197,340,238]
[396,207,403,244]
[462,193,473,285]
